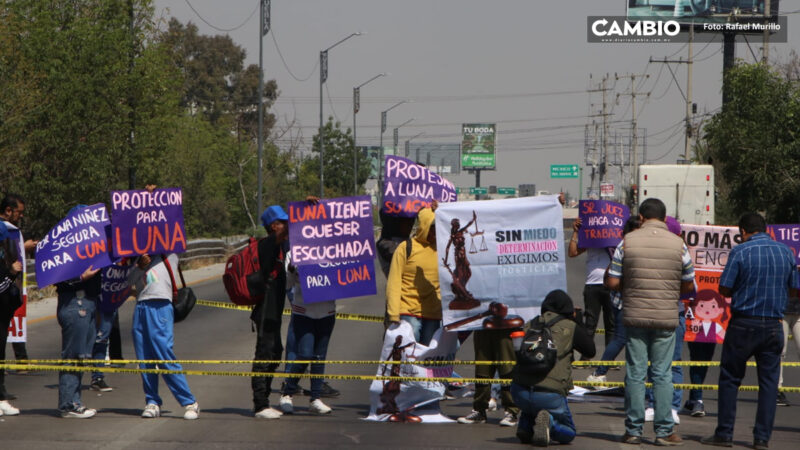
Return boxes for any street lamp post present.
[405,132,424,158]
[393,118,414,154]
[319,32,361,197]
[353,73,386,196]
[377,101,407,205]
[257,0,270,217]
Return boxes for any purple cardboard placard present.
[99,262,134,313]
[297,260,377,303]
[110,188,187,258]
[288,196,375,266]
[768,224,800,265]
[34,204,113,287]
[577,200,630,249]
[382,155,457,218]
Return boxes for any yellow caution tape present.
[4,364,800,392]
[195,299,384,323]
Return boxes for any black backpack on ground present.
[516,315,565,376]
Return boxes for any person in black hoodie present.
[511,289,595,446]
[0,221,22,415]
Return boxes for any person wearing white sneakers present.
[128,252,199,420]
[0,221,22,417]
[278,243,335,416]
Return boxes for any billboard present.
[407,142,461,175]
[361,146,394,180]
[461,124,496,169]
[627,0,781,26]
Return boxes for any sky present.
[153,0,799,198]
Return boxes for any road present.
[2,253,798,449]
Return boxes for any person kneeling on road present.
[511,289,595,446]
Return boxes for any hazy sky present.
[153,0,798,197]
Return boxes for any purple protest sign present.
[288,196,375,265]
[110,188,187,258]
[768,224,800,265]
[34,204,113,287]
[297,260,377,303]
[99,262,134,313]
[382,155,457,218]
[577,200,630,248]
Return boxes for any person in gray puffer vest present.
[511,289,595,446]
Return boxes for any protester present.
[457,329,520,426]
[0,221,22,416]
[701,213,797,450]
[128,253,199,420]
[0,194,36,369]
[606,198,694,446]
[777,293,800,407]
[568,218,615,356]
[685,339,715,416]
[376,210,416,277]
[386,206,441,345]
[279,243,336,415]
[90,308,117,392]
[252,205,289,419]
[586,216,641,383]
[511,289,595,446]
[55,249,101,419]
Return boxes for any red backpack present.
[223,237,265,306]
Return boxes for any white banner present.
[365,321,458,423]
[436,196,566,332]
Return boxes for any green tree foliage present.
[702,62,800,223]
[302,116,371,198]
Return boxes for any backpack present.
[223,237,265,306]
[516,315,564,376]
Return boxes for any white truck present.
[638,164,715,225]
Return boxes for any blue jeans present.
[715,317,783,442]
[92,309,117,381]
[511,384,576,444]
[687,341,716,402]
[625,326,676,438]
[132,300,196,407]
[282,314,336,400]
[57,292,97,412]
[400,315,440,346]
[595,307,626,376]
[646,312,685,410]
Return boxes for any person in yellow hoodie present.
[385,207,441,345]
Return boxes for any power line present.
[325,83,341,123]
[270,25,318,82]
[184,0,259,33]
[272,89,587,104]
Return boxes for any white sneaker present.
[255,407,282,419]
[499,410,518,427]
[279,395,294,414]
[586,373,608,384]
[309,399,332,414]
[61,406,96,419]
[141,403,160,418]
[0,400,20,416]
[183,402,199,420]
[645,407,655,422]
[487,397,498,411]
[672,408,680,425]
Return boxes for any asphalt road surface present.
[2,253,798,449]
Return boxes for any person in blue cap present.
[0,220,23,416]
[252,205,290,419]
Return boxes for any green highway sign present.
[456,187,462,194]
[497,187,516,195]
[469,187,488,195]
[550,164,580,178]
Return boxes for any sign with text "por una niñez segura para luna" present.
[34,203,113,287]
[110,188,187,258]
[288,196,377,303]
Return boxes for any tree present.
[301,116,371,198]
[702,62,800,223]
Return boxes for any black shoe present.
[700,435,733,447]
[776,391,790,406]
[90,379,113,392]
[753,439,768,450]
[303,382,340,398]
[689,400,706,417]
[621,433,642,445]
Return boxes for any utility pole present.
[763,0,771,63]
[588,75,612,191]
[616,71,649,207]
[257,0,270,216]
[651,37,694,161]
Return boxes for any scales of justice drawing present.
[442,210,523,331]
